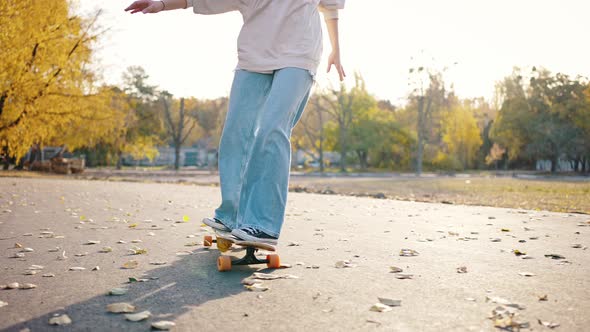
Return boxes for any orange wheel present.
[217,256,232,272]
[217,237,232,252]
[266,254,281,269]
[203,235,213,247]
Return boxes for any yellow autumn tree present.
[438,105,483,169]
[0,0,118,160]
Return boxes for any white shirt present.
[186,0,345,75]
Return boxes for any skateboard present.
[203,229,280,272]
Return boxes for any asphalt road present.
[0,177,588,331]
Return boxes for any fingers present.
[328,61,346,81]
[125,0,155,14]
[338,65,346,81]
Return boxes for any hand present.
[124,0,164,14]
[327,51,346,81]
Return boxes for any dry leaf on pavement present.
[518,272,535,277]
[537,319,559,329]
[152,321,176,330]
[399,249,419,257]
[108,288,128,296]
[378,298,401,307]
[125,310,151,322]
[48,314,72,326]
[106,302,136,313]
[370,303,392,312]
[122,261,139,269]
[244,283,269,292]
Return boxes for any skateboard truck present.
[203,235,280,272]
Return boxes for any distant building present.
[122,146,217,168]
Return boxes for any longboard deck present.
[214,230,276,252]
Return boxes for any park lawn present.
[289,176,590,214]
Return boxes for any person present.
[125,0,345,245]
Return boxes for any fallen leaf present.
[19,283,37,289]
[106,302,136,313]
[69,267,86,271]
[251,272,298,280]
[335,260,356,268]
[151,321,176,330]
[457,266,468,273]
[42,273,55,278]
[122,261,139,269]
[99,247,113,253]
[538,294,548,301]
[48,314,72,326]
[389,266,403,273]
[129,248,147,255]
[378,297,401,307]
[370,303,392,312]
[501,228,510,232]
[490,238,502,242]
[571,244,582,248]
[27,265,44,270]
[544,254,565,260]
[74,252,88,257]
[24,271,37,276]
[150,261,167,265]
[125,310,151,322]
[22,247,34,252]
[244,283,269,292]
[92,266,100,271]
[7,282,20,289]
[485,296,526,310]
[182,215,190,222]
[131,239,142,243]
[513,249,526,256]
[464,297,476,302]
[518,272,535,277]
[399,249,419,257]
[128,223,138,228]
[537,319,559,328]
[85,240,100,245]
[394,274,414,279]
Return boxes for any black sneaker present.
[202,217,231,232]
[231,227,278,245]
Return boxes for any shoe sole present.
[231,229,278,246]
[202,217,231,232]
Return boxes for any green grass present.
[289,176,590,214]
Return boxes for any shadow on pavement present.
[3,248,257,331]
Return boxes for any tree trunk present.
[550,155,558,173]
[174,145,180,171]
[319,141,324,173]
[416,97,424,176]
[116,151,123,170]
[2,146,9,170]
[339,125,347,173]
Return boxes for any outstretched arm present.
[124,0,190,14]
[319,1,346,81]
[325,18,345,82]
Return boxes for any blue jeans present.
[214,67,313,238]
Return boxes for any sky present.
[76,0,590,106]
